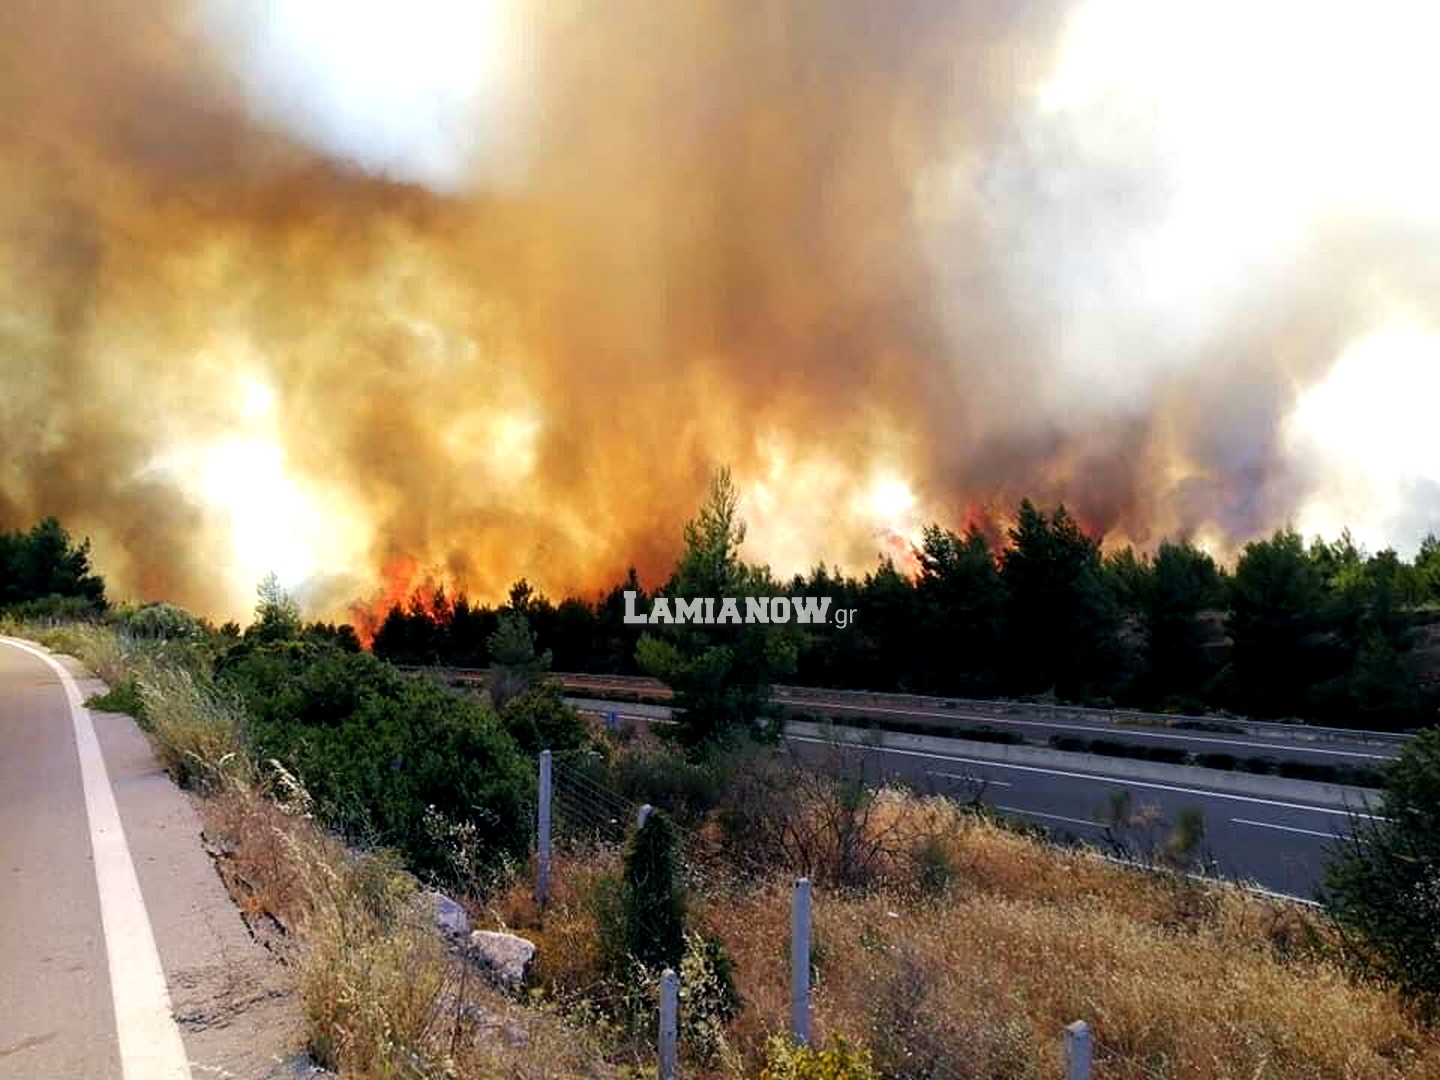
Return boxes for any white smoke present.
[197,0,532,192]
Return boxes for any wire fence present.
[551,753,638,848]
[532,751,1137,1080]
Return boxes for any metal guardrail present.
[398,665,1416,746]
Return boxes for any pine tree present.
[622,809,687,970]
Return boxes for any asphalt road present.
[569,697,1381,900]
[0,639,301,1079]
[788,733,1380,900]
[780,697,1404,767]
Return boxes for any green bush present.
[87,679,145,720]
[499,681,591,755]
[611,744,725,826]
[677,932,741,1061]
[621,810,686,972]
[760,1036,878,1080]
[1195,752,1238,771]
[115,602,205,641]
[1324,728,1440,1010]
[223,644,534,881]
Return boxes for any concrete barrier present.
[784,720,1383,810]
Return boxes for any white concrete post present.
[658,967,679,1080]
[791,877,812,1046]
[638,803,654,828]
[536,750,552,908]
[1065,1020,1092,1080]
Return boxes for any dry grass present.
[502,789,1440,1080]
[203,787,626,1078]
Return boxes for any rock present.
[420,889,471,940]
[468,930,536,989]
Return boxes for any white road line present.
[930,771,1013,788]
[804,700,1398,760]
[786,734,1386,818]
[1230,817,1340,840]
[994,805,1100,829]
[2,639,191,1080]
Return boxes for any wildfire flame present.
[1,1,1438,624]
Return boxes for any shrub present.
[911,832,955,896]
[621,810,687,972]
[1143,745,1189,764]
[87,679,145,721]
[500,681,591,755]
[611,743,725,826]
[1324,728,1440,1009]
[115,602,205,641]
[760,1036,878,1080]
[224,645,534,881]
[1195,752,1238,771]
[677,932,741,1061]
[716,746,906,889]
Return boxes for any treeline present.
[373,500,1440,731]
[0,518,107,615]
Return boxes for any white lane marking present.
[1,639,191,1079]
[802,700,1398,760]
[786,734,1387,819]
[994,805,1100,829]
[930,771,1013,788]
[1230,818,1341,840]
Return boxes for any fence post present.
[637,803,654,829]
[1065,1020,1091,1080]
[791,877,812,1046]
[536,750,552,908]
[658,967,679,1080]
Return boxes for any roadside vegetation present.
[2,495,1439,1077]
[371,500,1440,733]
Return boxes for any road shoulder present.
[62,654,312,1079]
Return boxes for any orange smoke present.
[0,2,1429,624]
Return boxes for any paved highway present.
[421,668,1411,767]
[777,697,1403,768]
[569,697,1382,899]
[0,639,300,1079]
[786,732,1379,900]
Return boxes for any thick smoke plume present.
[1,0,1437,621]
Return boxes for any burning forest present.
[2,0,1439,622]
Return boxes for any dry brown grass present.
[501,788,1440,1080]
[201,787,625,1078]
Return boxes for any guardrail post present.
[791,877,812,1046]
[536,750,552,908]
[1065,1020,1091,1080]
[658,967,679,1080]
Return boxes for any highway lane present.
[567,697,1378,899]
[0,641,126,1078]
[426,667,1409,765]
[781,698,1403,766]
[788,733,1381,900]
[545,671,1404,765]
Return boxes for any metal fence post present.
[1065,1020,1092,1080]
[658,967,679,1080]
[537,750,552,908]
[791,877,812,1046]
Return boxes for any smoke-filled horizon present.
[2,0,1439,622]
